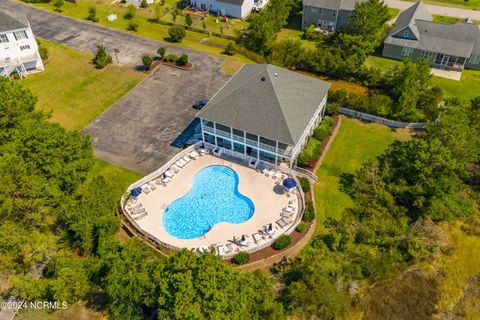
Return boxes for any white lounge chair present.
[225,243,234,253]
[189,150,200,159]
[273,171,282,179]
[148,181,156,191]
[252,233,262,244]
[132,207,145,215]
[265,169,275,177]
[162,177,171,184]
[237,235,250,246]
[283,206,294,213]
[276,219,286,228]
[182,155,191,163]
[164,170,174,178]
[141,185,151,194]
[217,245,227,256]
[281,211,293,219]
[134,212,148,220]
[170,165,180,173]
[176,159,186,168]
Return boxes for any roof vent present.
[261,76,266,81]
[274,72,278,77]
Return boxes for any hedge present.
[303,202,315,222]
[274,235,292,250]
[296,223,306,233]
[299,177,310,193]
[232,252,250,265]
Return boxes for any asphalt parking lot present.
[83,65,229,174]
[2,1,230,174]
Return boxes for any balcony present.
[216,130,231,138]
[232,134,244,143]
[245,138,258,147]
[259,143,276,153]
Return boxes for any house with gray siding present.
[383,1,480,71]
[197,64,331,168]
[302,0,364,31]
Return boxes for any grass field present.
[366,55,480,99]
[405,0,480,10]
[21,40,145,130]
[313,117,410,230]
[19,0,253,71]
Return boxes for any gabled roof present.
[0,10,29,33]
[303,0,364,11]
[388,1,432,39]
[217,0,245,5]
[197,64,331,146]
[385,1,480,57]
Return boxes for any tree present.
[0,78,37,133]
[223,42,236,55]
[142,54,153,70]
[346,0,389,39]
[157,46,166,59]
[53,0,64,12]
[93,45,113,68]
[87,6,99,22]
[168,26,186,42]
[127,22,139,31]
[185,13,193,27]
[176,54,188,66]
[140,0,148,7]
[124,4,136,19]
[269,39,305,69]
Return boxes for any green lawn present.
[313,117,410,231]
[387,7,400,19]
[432,14,463,24]
[21,39,146,130]
[404,0,480,10]
[276,13,318,49]
[19,0,253,71]
[366,55,480,99]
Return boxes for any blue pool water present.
[163,165,255,239]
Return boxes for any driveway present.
[385,0,480,20]
[0,0,230,174]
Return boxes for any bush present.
[297,138,322,168]
[232,252,250,265]
[157,47,166,59]
[274,235,292,250]
[127,22,139,31]
[53,0,64,12]
[87,6,99,22]
[313,124,331,141]
[176,54,189,66]
[168,26,186,42]
[322,115,334,127]
[164,54,178,62]
[303,202,315,222]
[326,102,340,115]
[299,177,310,193]
[23,0,51,3]
[142,54,153,70]
[223,42,236,56]
[124,5,136,19]
[185,14,193,27]
[93,45,112,69]
[36,39,49,61]
[140,0,148,7]
[296,223,306,233]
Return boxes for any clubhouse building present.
[197,64,331,168]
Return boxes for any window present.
[0,34,8,43]
[13,31,28,41]
[403,29,410,38]
[20,45,30,51]
[402,47,413,57]
[420,51,432,59]
[470,55,480,64]
[332,11,336,17]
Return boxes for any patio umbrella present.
[282,178,297,190]
[130,187,142,197]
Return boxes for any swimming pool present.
[162,165,255,239]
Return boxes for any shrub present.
[157,47,166,59]
[232,252,250,265]
[164,54,178,62]
[185,14,193,27]
[142,54,153,70]
[127,22,139,31]
[168,26,186,42]
[326,102,340,115]
[23,0,51,3]
[299,177,310,193]
[124,5,136,19]
[87,6,99,22]
[296,223,306,233]
[53,0,64,12]
[313,124,331,141]
[93,45,112,69]
[274,235,292,250]
[223,42,236,56]
[302,24,321,41]
[176,54,189,66]
[303,202,315,222]
[36,39,49,61]
[140,0,148,7]
[297,138,322,168]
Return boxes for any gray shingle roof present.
[217,0,244,5]
[0,10,29,33]
[196,64,331,145]
[303,0,364,11]
[385,1,480,57]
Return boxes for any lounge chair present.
[217,245,227,256]
[148,181,157,191]
[141,185,151,194]
[276,219,286,228]
[162,177,171,185]
[189,150,200,159]
[252,233,262,244]
[265,169,275,177]
[134,212,148,220]
[170,165,180,173]
[283,206,294,213]
[155,178,163,185]
[131,203,142,210]
[176,159,186,168]
[237,235,250,246]
[132,207,145,215]
[225,243,234,253]
[281,211,293,219]
[182,155,191,163]
[289,198,297,205]
[273,171,282,179]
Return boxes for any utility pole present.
[114,48,120,64]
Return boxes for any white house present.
[191,0,264,19]
[0,10,44,79]
[197,64,331,168]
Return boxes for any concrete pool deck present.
[124,154,300,252]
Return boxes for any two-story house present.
[302,0,364,31]
[383,1,480,71]
[197,64,331,168]
[0,10,44,79]
[190,0,265,18]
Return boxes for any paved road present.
[385,0,480,20]
[0,0,230,174]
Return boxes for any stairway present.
[0,58,29,80]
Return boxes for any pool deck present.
[125,154,300,251]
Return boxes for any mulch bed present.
[305,114,341,172]
[149,60,194,73]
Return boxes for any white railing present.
[259,143,276,153]
[216,130,231,138]
[245,138,258,146]
[232,134,244,142]
[339,107,428,129]
[293,166,318,183]
[203,126,214,133]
